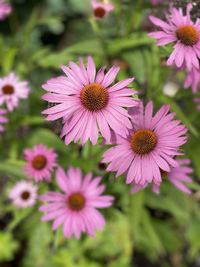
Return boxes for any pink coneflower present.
[24,144,57,183]
[149,3,200,70]
[131,158,193,195]
[91,0,114,19]
[39,167,114,239]
[103,101,187,186]
[0,72,30,111]
[0,0,12,21]
[42,56,137,145]
[0,108,8,133]
[9,181,37,208]
[184,67,200,93]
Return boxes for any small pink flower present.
[193,96,200,110]
[103,101,187,186]
[9,181,37,208]
[149,4,200,70]
[0,108,8,133]
[131,158,193,195]
[39,167,114,239]
[91,0,114,19]
[0,0,12,21]
[184,67,200,93]
[24,144,57,183]
[42,56,138,145]
[0,72,30,111]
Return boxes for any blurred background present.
[1,0,200,266]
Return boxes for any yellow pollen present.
[130,129,157,155]
[80,83,109,111]
[2,84,14,95]
[94,7,106,18]
[68,192,86,211]
[176,25,199,46]
[32,155,47,170]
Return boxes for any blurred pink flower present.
[184,67,200,93]
[39,167,114,239]
[193,96,200,110]
[24,144,57,183]
[150,0,164,5]
[42,56,138,145]
[0,0,12,21]
[131,158,193,195]
[149,3,200,70]
[0,108,8,133]
[103,101,187,186]
[91,0,114,19]
[0,72,30,111]
[9,181,37,208]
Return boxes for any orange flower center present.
[32,155,47,170]
[2,84,15,95]
[176,25,199,46]
[94,7,106,18]
[67,192,86,211]
[21,191,30,200]
[80,83,109,111]
[130,129,157,155]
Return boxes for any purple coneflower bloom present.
[24,144,57,183]
[42,56,138,145]
[149,3,200,70]
[39,167,114,239]
[91,0,114,19]
[9,181,38,208]
[103,101,187,186]
[0,72,30,111]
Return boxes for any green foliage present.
[0,232,18,262]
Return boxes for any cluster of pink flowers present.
[7,0,195,241]
[149,3,200,102]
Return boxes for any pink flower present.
[0,108,8,133]
[193,97,200,110]
[149,4,200,70]
[24,144,57,183]
[42,56,138,145]
[0,72,30,111]
[103,101,187,186]
[39,167,114,239]
[9,181,37,208]
[184,67,200,93]
[131,158,193,195]
[0,0,12,21]
[91,0,114,19]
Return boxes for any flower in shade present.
[0,0,12,21]
[91,0,114,19]
[0,72,30,111]
[0,108,8,133]
[148,3,200,70]
[193,96,200,110]
[24,144,57,183]
[131,158,193,195]
[39,167,114,239]
[9,181,37,208]
[103,101,187,186]
[42,56,138,145]
[184,67,200,93]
